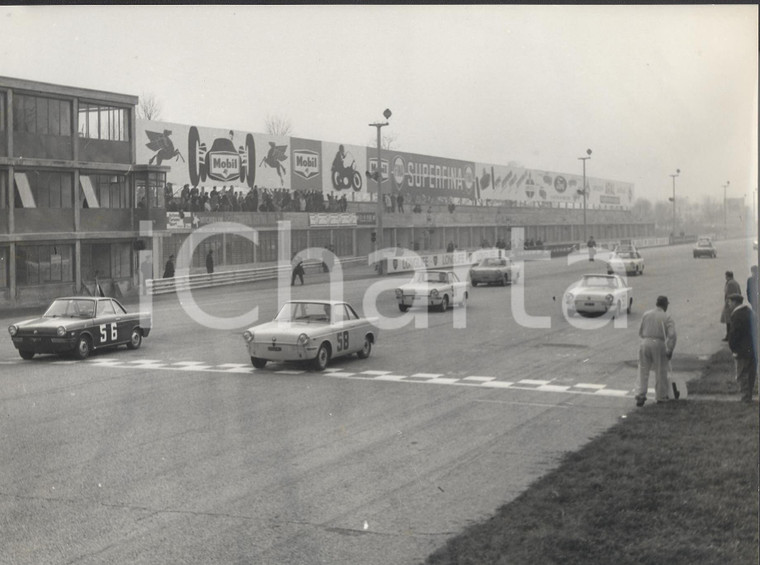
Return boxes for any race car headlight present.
[605,294,614,304]
[395,289,403,297]
[431,289,439,298]
[8,325,17,336]
[565,293,574,304]
[242,330,253,342]
[297,333,309,346]
[56,326,66,337]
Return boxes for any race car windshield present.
[480,258,506,266]
[276,302,332,323]
[582,276,617,288]
[617,252,636,259]
[44,299,96,318]
[415,272,448,283]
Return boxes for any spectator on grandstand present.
[397,193,404,213]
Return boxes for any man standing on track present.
[727,293,757,403]
[721,271,741,341]
[636,295,677,407]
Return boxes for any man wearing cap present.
[727,293,757,403]
[636,295,677,406]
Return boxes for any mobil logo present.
[209,151,241,181]
[294,150,320,180]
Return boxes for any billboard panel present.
[388,151,476,202]
[321,141,371,202]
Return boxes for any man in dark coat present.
[721,271,742,340]
[727,293,757,403]
[163,254,175,278]
[206,250,214,274]
[746,265,758,312]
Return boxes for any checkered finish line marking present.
[3,357,644,398]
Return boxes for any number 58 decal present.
[100,323,118,342]
[336,331,349,352]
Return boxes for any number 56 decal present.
[100,323,118,342]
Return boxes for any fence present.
[146,257,366,296]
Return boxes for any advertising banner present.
[385,251,469,273]
[321,141,371,202]
[388,151,476,202]
[137,119,292,194]
[474,163,634,209]
[308,213,358,227]
[290,137,323,192]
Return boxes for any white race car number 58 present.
[100,323,118,342]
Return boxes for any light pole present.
[370,108,392,274]
[577,149,592,243]
[722,181,730,239]
[669,169,680,237]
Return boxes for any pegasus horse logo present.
[146,130,185,165]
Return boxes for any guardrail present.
[146,257,366,296]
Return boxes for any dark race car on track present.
[8,297,152,360]
[693,238,717,258]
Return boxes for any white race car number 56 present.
[100,323,118,342]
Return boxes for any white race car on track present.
[242,300,379,371]
[565,274,633,317]
[395,270,469,312]
[606,249,644,276]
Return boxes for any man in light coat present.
[636,295,677,407]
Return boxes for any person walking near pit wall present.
[721,270,741,341]
[727,293,757,403]
[587,236,597,261]
[163,254,175,278]
[746,265,758,312]
[206,249,214,274]
[636,295,677,407]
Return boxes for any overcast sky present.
[1,5,757,205]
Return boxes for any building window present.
[15,244,73,285]
[135,172,166,209]
[13,171,73,208]
[0,247,7,288]
[12,94,71,136]
[0,171,6,209]
[80,174,128,208]
[81,242,132,280]
[0,91,5,131]
[77,102,129,141]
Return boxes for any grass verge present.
[424,351,759,565]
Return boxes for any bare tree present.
[136,93,162,121]
[368,131,400,150]
[265,114,293,137]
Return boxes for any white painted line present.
[428,378,461,385]
[273,370,306,375]
[323,372,357,378]
[215,363,250,369]
[484,381,515,388]
[374,375,407,381]
[538,385,572,393]
[595,389,629,397]
[360,370,392,376]
[463,376,496,382]
[573,383,605,390]
[518,379,551,386]
[220,367,255,374]
[410,373,444,379]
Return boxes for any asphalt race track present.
[0,239,754,565]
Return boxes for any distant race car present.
[242,300,379,371]
[606,249,644,276]
[693,238,717,258]
[470,257,521,286]
[395,270,469,312]
[564,274,633,317]
[8,297,152,360]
